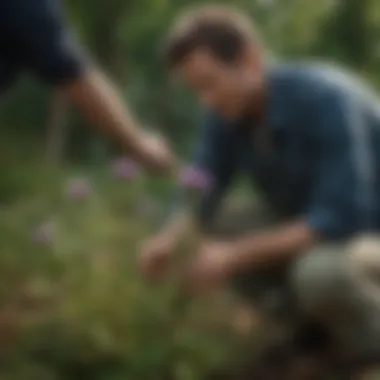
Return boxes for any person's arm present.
[3,0,173,172]
[61,70,168,167]
[224,90,371,272]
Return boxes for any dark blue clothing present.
[0,0,86,94]
[182,63,380,240]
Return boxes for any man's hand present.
[133,131,176,175]
[139,235,177,281]
[185,222,315,294]
[185,241,237,293]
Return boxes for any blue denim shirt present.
[0,0,86,94]
[180,63,380,240]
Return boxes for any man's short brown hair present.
[161,5,260,68]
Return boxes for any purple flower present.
[32,220,56,247]
[65,177,92,200]
[179,166,214,191]
[110,157,141,181]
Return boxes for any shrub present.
[0,160,253,380]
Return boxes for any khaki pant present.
[207,201,380,361]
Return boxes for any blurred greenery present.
[0,167,263,380]
[1,0,380,378]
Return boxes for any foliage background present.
[1,0,380,378]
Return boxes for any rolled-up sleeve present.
[169,113,238,226]
[2,0,87,85]
[306,90,374,239]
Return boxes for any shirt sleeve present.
[306,90,374,239]
[169,113,238,227]
[2,0,87,85]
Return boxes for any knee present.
[346,235,380,305]
[348,235,380,278]
[291,245,349,314]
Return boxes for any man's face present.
[176,48,263,120]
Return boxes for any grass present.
[0,162,257,380]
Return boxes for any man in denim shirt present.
[141,5,380,378]
[0,0,174,172]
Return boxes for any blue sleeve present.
[306,90,373,239]
[170,113,238,226]
[2,0,87,85]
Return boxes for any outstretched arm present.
[2,0,174,173]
